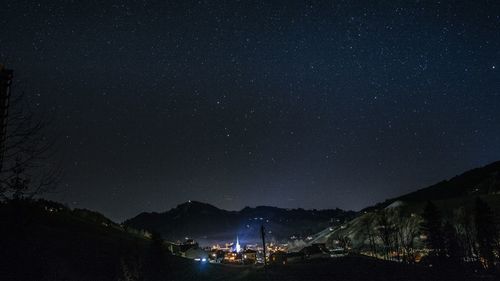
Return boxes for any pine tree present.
[442,220,462,264]
[421,201,444,257]
[474,197,497,270]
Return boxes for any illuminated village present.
[168,235,293,265]
[158,205,444,267]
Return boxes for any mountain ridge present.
[124,200,355,244]
[361,160,500,212]
[125,160,500,246]
[303,160,500,250]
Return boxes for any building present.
[242,249,257,264]
[209,249,225,263]
[224,252,242,264]
[269,251,287,265]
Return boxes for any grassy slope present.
[0,201,242,281]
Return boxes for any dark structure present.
[261,224,267,268]
[0,65,12,174]
[269,251,288,265]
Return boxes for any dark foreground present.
[243,257,496,281]
[0,200,497,281]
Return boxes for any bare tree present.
[453,208,476,263]
[395,212,421,263]
[0,67,59,201]
[376,210,396,260]
[333,234,352,253]
[360,213,377,257]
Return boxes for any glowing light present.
[235,236,241,253]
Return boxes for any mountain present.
[362,160,500,213]
[125,161,500,247]
[124,201,356,244]
[301,160,500,250]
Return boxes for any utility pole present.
[260,224,267,269]
[0,65,13,175]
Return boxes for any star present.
[2,0,499,221]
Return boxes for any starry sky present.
[1,1,499,221]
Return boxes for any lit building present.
[242,249,257,264]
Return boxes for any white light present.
[235,236,241,253]
[202,258,207,262]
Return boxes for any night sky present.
[1,1,499,221]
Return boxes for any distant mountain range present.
[124,201,356,244]
[123,160,500,248]
[125,161,500,247]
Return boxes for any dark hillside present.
[0,200,243,281]
[363,161,500,212]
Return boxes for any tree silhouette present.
[421,201,444,258]
[395,212,420,263]
[360,214,377,257]
[376,211,396,260]
[474,197,497,270]
[453,207,478,263]
[0,68,59,201]
[442,220,462,264]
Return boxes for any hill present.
[299,161,500,252]
[0,199,248,281]
[363,160,500,212]
[124,201,355,244]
